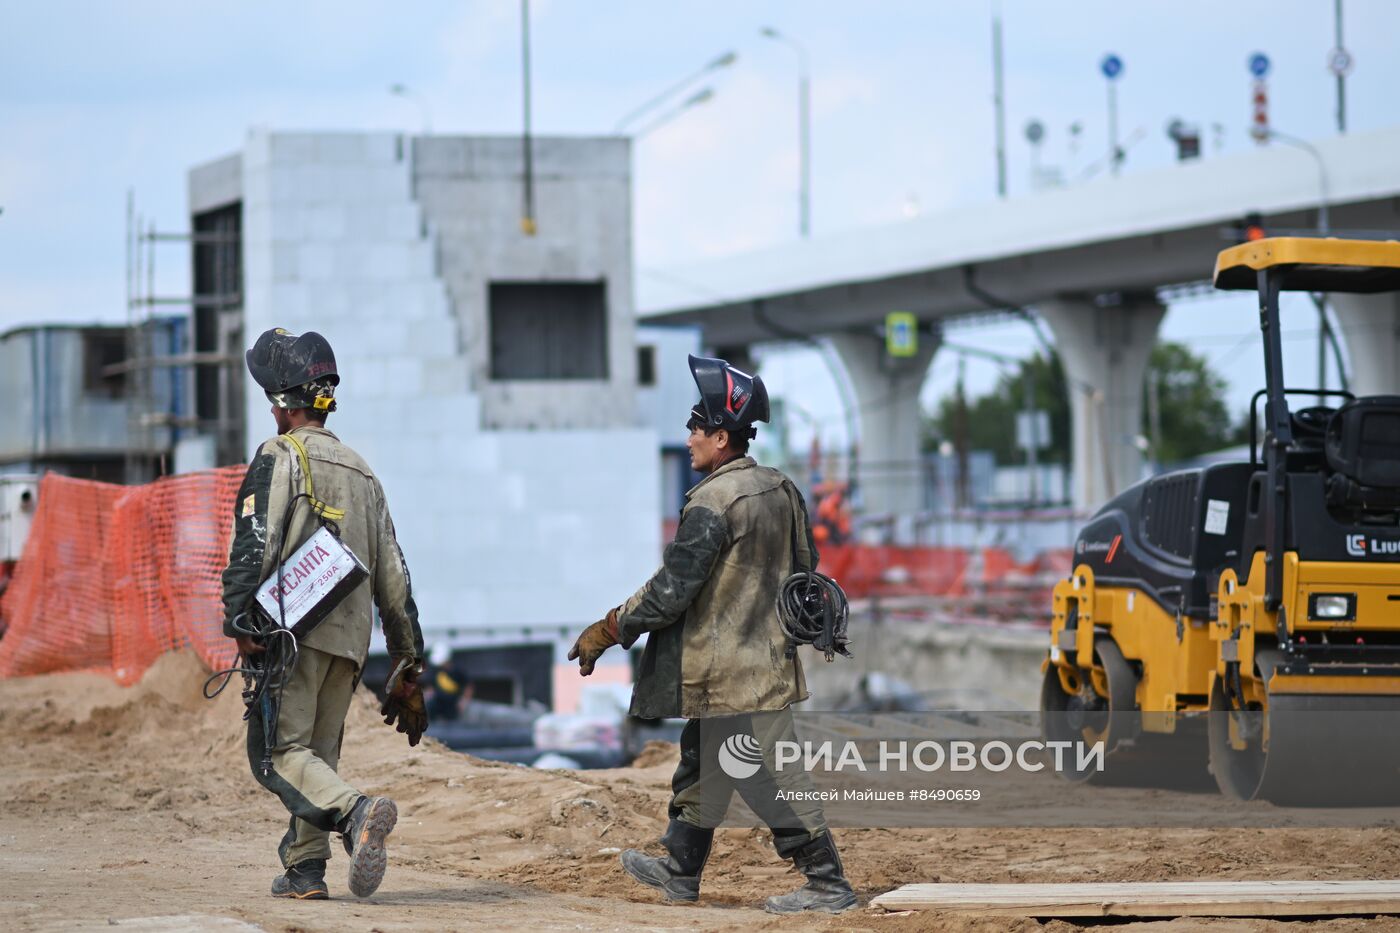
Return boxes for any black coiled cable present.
[777,571,853,662]
[203,610,299,776]
[203,488,315,775]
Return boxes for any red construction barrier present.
[0,467,244,684]
[818,544,1073,601]
[818,545,971,598]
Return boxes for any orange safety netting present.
[819,544,1074,601]
[0,467,245,684]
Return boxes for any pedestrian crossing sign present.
[885,311,918,358]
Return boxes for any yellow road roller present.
[1043,237,1400,805]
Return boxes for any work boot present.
[619,819,714,903]
[338,795,398,898]
[270,859,329,899]
[764,832,857,914]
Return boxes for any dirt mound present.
[6,653,1400,931]
[0,667,131,731]
[630,739,679,769]
[136,648,225,710]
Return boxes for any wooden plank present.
[870,881,1400,918]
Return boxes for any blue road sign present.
[1249,52,1271,78]
[1101,54,1123,80]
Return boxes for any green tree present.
[925,342,1237,467]
[1142,341,1235,463]
[924,351,1070,465]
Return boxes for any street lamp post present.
[1264,129,1331,235]
[1265,127,1339,389]
[614,51,737,134]
[761,27,811,238]
[992,3,1007,198]
[632,87,716,139]
[1099,54,1125,175]
[943,341,1043,506]
[388,84,432,135]
[1332,0,1350,134]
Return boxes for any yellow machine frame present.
[1044,237,1400,801]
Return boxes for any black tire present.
[1207,651,1273,801]
[1041,636,1137,783]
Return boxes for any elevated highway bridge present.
[638,124,1400,513]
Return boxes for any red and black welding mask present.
[246,328,340,411]
[686,354,770,438]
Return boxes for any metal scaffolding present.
[120,191,243,483]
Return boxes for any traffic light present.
[1236,212,1267,243]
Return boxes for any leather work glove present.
[381,656,428,747]
[568,608,620,676]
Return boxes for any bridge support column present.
[1331,292,1400,395]
[712,344,759,377]
[1038,296,1164,512]
[828,332,939,516]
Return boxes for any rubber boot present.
[338,795,398,898]
[619,819,714,903]
[270,859,329,899]
[764,832,857,914]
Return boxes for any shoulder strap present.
[277,433,346,522]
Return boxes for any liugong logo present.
[1347,534,1400,557]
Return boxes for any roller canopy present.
[1214,237,1400,293]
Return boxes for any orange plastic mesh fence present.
[0,467,245,684]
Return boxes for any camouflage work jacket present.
[619,456,818,719]
[220,425,423,668]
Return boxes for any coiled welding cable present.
[776,571,854,662]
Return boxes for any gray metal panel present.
[0,331,36,461]
[0,325,179,466]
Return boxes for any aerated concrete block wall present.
[234,130,659,640]
[411,136,636,431]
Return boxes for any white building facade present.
[188,131,660,703]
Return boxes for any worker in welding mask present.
[221,327,426,901]
[568,354,857,914]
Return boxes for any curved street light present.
[632,87,717,139]
[1261,128,1331,234]
[1261,127,1345,390]
[614,51,737,133]
[389,83,433,135]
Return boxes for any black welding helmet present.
[687,353,769,436]
[246,328,340,411]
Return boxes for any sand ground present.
[4,652,1400,932]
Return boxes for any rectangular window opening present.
[82,330,128,398]
[637,344,656,387]
[489,281,608,380]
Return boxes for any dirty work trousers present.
[246,645,363,867]
[669,707,829,859]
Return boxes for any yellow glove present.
[568,608,620,676]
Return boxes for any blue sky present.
[3,1,1398,444]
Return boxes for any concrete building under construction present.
[181,130,660,706]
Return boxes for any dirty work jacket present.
[220,424,423,668]
[618,456,818,719]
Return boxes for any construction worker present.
[425,643,473,722]
[221,328,426,901]
[569,354,857,915]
